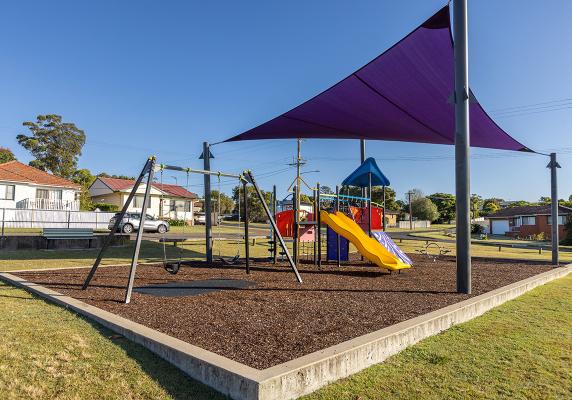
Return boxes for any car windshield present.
[145,214,155,220]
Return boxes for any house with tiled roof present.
[89,176,199,221]
[486,204,572,239]
[0,161,81,210]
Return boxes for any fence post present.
[1,208,5,245]
[67,209,71,228]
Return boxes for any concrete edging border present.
[1,264,570,400]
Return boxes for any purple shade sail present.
[225,5,531,152]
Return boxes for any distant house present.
[485,204,572,238]
[384,210,399,227]
[89,177,199,221]
[0,161,81,210]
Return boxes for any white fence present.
[398,220,431,229]
[1,208,116,230]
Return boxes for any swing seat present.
[164,262,181,275]
[218,254,241,265]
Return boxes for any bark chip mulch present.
[15,255,552,369]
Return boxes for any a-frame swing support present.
[82,159,302,304]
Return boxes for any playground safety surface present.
[15,255,552,369]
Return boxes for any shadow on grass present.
[86,321,228,400]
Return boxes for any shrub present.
[471,223,484,234]
[168,219,188,227]
[93,203,118,212]
[560,218,572,245]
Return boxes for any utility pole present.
[548,153,561,266]
[454,0,471,294]
[360,139,366,199]
[407,191,413,230]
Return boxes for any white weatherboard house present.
[89,177,199,221]
[0,161,81,210]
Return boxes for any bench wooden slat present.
[42,228,94,239]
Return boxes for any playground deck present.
[14,255,552,369]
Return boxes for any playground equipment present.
[268,156,412,271]
[82,156,302,303]
[321,211,410,271]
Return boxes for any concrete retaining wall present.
[0,234,129,251]
[1,264,570,400]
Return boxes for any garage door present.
[491,219,510,235]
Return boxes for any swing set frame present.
[82,156,301,304]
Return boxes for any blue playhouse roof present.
[342,157,390,187]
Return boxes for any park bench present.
[42,228,95,249]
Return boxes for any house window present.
[185,201,192,212]
[0,184,15,200]
[547,215,567,225]
[513,217,522,227]
[133,196,151,208]
[521,216,536,225]
[36,188,62,200]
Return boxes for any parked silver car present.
[108,212,170,234]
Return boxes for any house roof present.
[97,177,197,199]
[486,204,572,218]
[0,161,80,189]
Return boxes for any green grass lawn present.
[1,271,570,399]
[304,273,572,400]
[0,282,224,400]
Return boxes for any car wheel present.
[157,224,167,234]
[122,224,134,234]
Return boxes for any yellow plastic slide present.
[320,210,411,271]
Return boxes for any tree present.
[427,193,455,223]
[411,197,439,222]
[482,198,501,215]
[538,196,551,204]
[470,194,483,218]
[406,188,424,203]
[17,115,86,179]
[211,190,234,214]
[232,185,272,223]
[340,185,399,210]
[506,200,531,208]
[0,147,16,164]
[97,172,136,180]
[72,168,96,210]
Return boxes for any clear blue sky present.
[1,0,571,202]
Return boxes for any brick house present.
[486,204,572,238]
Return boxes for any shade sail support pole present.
[548,152,560,266]
[454,0,471,294]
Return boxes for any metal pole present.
[454,0,471,294]
[360,139,366,199]
[313,187,317,265]
[336,185,340,268]
[295,139,301,267]
[368,172,372,237]
[316,183,322,268]
[243,179,250,273]
[125,157,156,303]
[382,186,386,231]
[548,152,560,265]
[293,185,299,267]
[408,191,413,230]
[272,184,277,264]
[203,142,213,264]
